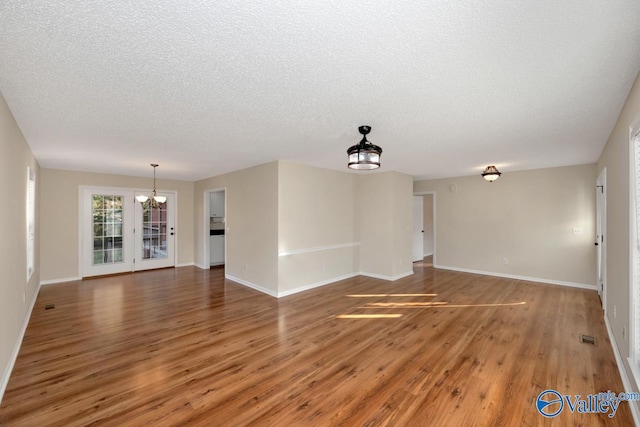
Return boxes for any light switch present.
[572,227,583,235]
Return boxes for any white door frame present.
[203,188,226,269]
[596,168,607,311]
[79,186,134,277]
[79,186,177,278]
[134,191,176,271]
[413,191,437,266]
[412,196,424,262]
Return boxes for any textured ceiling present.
[1,1,640,181]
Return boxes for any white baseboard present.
[175,262,195,268]
[604,315,640,426]
[360,270,414,282]
[194,263,209,270]
[423,252,433,257]
[277,273,360,298]
[40,276,81,286]
[435,264,596,290]
[226,271,414,299]
[225,275,278,298]
[0,282,41,405]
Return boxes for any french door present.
[134,191,175,271]
[81,187,175,277]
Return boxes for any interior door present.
[412,196,424,262]
[134,191,175,271]
[596,169,606,308]
[82,188,134,277]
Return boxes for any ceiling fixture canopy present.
[136,164,167,206]
[481,165,502,182]
[347,126,382,170]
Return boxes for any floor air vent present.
[44,304,55,310]
[580,335,596,345]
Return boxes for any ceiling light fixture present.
[136,164,167,206]
[347,125,382,170]
[481,165,502,182]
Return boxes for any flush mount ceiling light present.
[481,165,502,182]
[136,164,167,206]
[347,125,382,170]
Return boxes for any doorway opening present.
[413,191,436,266]
[205,189,226,268]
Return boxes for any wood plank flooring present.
[0,260,634,426]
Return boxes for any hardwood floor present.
[0,262,634,426]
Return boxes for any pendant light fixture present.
[481,165,502,182]
[347,125,382,170]
[136,164,167,206]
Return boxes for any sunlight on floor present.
[360,301,527,309]
[336,314,403,319]
[347,293,438,297]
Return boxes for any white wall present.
[0,92,40,402]
[414,164,597,287]
[598,70,640,406]
[194,162,280,295]
[357,171,414,280]
[277,162,359,294]
[195,162,415,294]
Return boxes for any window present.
[631,130,640,380]
[26,166,35,280]
[92,195,124,265]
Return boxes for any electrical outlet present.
[623,327,626,340]
[502,258,509,265]
[244,264,248,272]
[614,305,617,319]
[22,292,26,304]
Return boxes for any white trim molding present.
[605,317,640,426]
[277,273,360,298]
[0,282,41,404]
[175,262,195,268]
[226,270,414,298]
[435,264,596,290]
[278,242,360,257]
[40,276,82,286]
[360,270,414,282]
[225,275,278,298]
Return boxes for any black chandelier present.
[347,125,382,170]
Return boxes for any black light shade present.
[347,126,382,170]
[481,165,502,182]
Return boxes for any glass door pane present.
[82,188,133,277]
[92,195,124,265]
[142,201,168,260]
[135,191,175,271]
